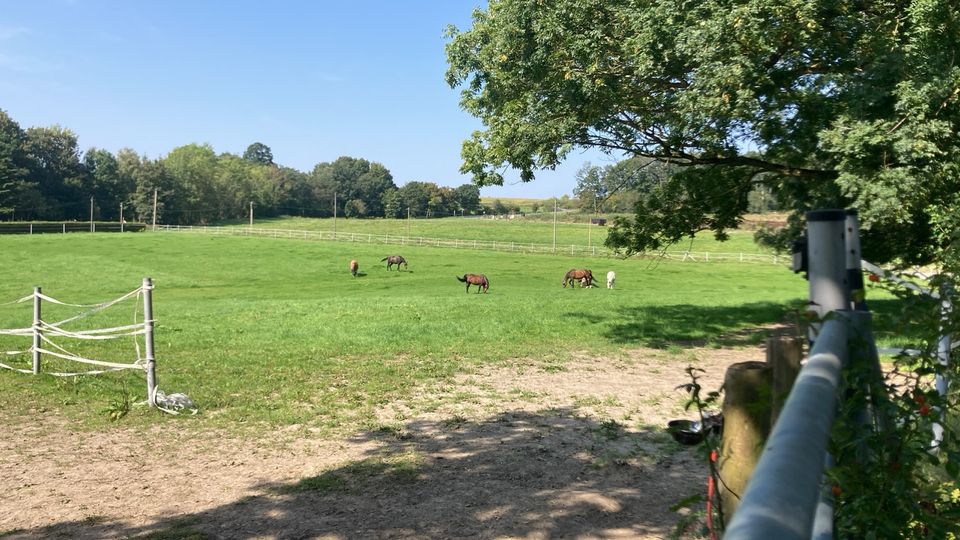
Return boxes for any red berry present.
[920,404,931,416]
[913,393,926,405]
[831,485,842,497]
[868,273,880,282]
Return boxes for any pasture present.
[0,229,829,538]
[232,215,771,255]
[0,232,804,431]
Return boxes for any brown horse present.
[457,273,489,293]
[349,259,359,277]
[381,255,408,271]
[562,268,594,288]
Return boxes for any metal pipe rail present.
[724,315,850,540]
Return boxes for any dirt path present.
[0,346,760,539]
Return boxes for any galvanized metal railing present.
[725,209,883,539]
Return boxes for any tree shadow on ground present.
[2,409,705,539]
[568,300,801,349]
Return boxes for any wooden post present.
[151,189,158,230]
[767,336,804,427]
[32,287,41,374]
[719,360,772,524]
[143,277,157,406]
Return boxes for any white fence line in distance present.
[153,224,786,264]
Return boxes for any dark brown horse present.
[457,273,489,293]
[381,255,408,271]
[562,268,594,288]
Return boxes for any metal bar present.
[806,210,849,346]
[143,277,157,406]
[32,287,41,374]
[724,315,850,540]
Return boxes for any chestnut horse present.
[457,273,489,293]
[381,255,408,271]
[349,259,359,277]
[562,268,594,288]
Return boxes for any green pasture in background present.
[227,215,770,254]
[0,232,807,432]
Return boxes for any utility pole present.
[407,207,411,237]
[249,201,253,228]
[151,189,158,230]
[89,196,94,232]
[553,199,558,252]
[333,192,337,237]
[120,202,124,232]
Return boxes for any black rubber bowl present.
[667,419,705,445]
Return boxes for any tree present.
[573,163,605,214]
[84,148,134,220]
[446,0,960,264]
[23,125,87,220]
[243,142,274,165]
[453,183,481,214]
[163,143,220,224]
[0,110,32,219]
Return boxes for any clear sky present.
[0,0,616,199]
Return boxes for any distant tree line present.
[0,110,483,224]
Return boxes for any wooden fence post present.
[767,336,804,427]
[719,360,772,524]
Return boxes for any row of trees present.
[572,158,781,215]
[0,110,484,224]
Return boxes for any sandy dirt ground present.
[0,345,765,540]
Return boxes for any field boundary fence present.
[0,278,163,408]
[726,209,954,539]
[153,224,786,264]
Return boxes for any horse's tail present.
[456,275,467,283]
[380,257,388,262]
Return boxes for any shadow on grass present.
[569,300,803,349]
[2,409,704,539]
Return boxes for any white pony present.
[606,271,616,289]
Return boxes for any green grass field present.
[0,230,808,434]
[233,215,771,254]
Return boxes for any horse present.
[606,270,616,289]
[563,268,594,288]
[381,255,408,271]
[457,273,489,293]
[349,259,359,277]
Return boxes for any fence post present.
[32,287,41,374]
[143,277,158,406]
[844,210,866,310]
[806,209,849,345]
[933,283,953,446]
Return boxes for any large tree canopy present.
[446,0,960,264]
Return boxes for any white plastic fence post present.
[32,287,41,374]
[933,284,953,447]
[143,277,158,406]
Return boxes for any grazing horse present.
[349,259,359,277]
[607,271,616,289]
[457,273,489,293]
[563,268,594,288]
[381,255,408,271]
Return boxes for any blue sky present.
[0,1,615,199]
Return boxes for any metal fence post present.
[143,277,158,406]
[844,210,866,310]
[806,209,850,344]
[32,287,41,374]
[933,283,953,446]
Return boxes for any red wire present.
[707,450,718,540]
